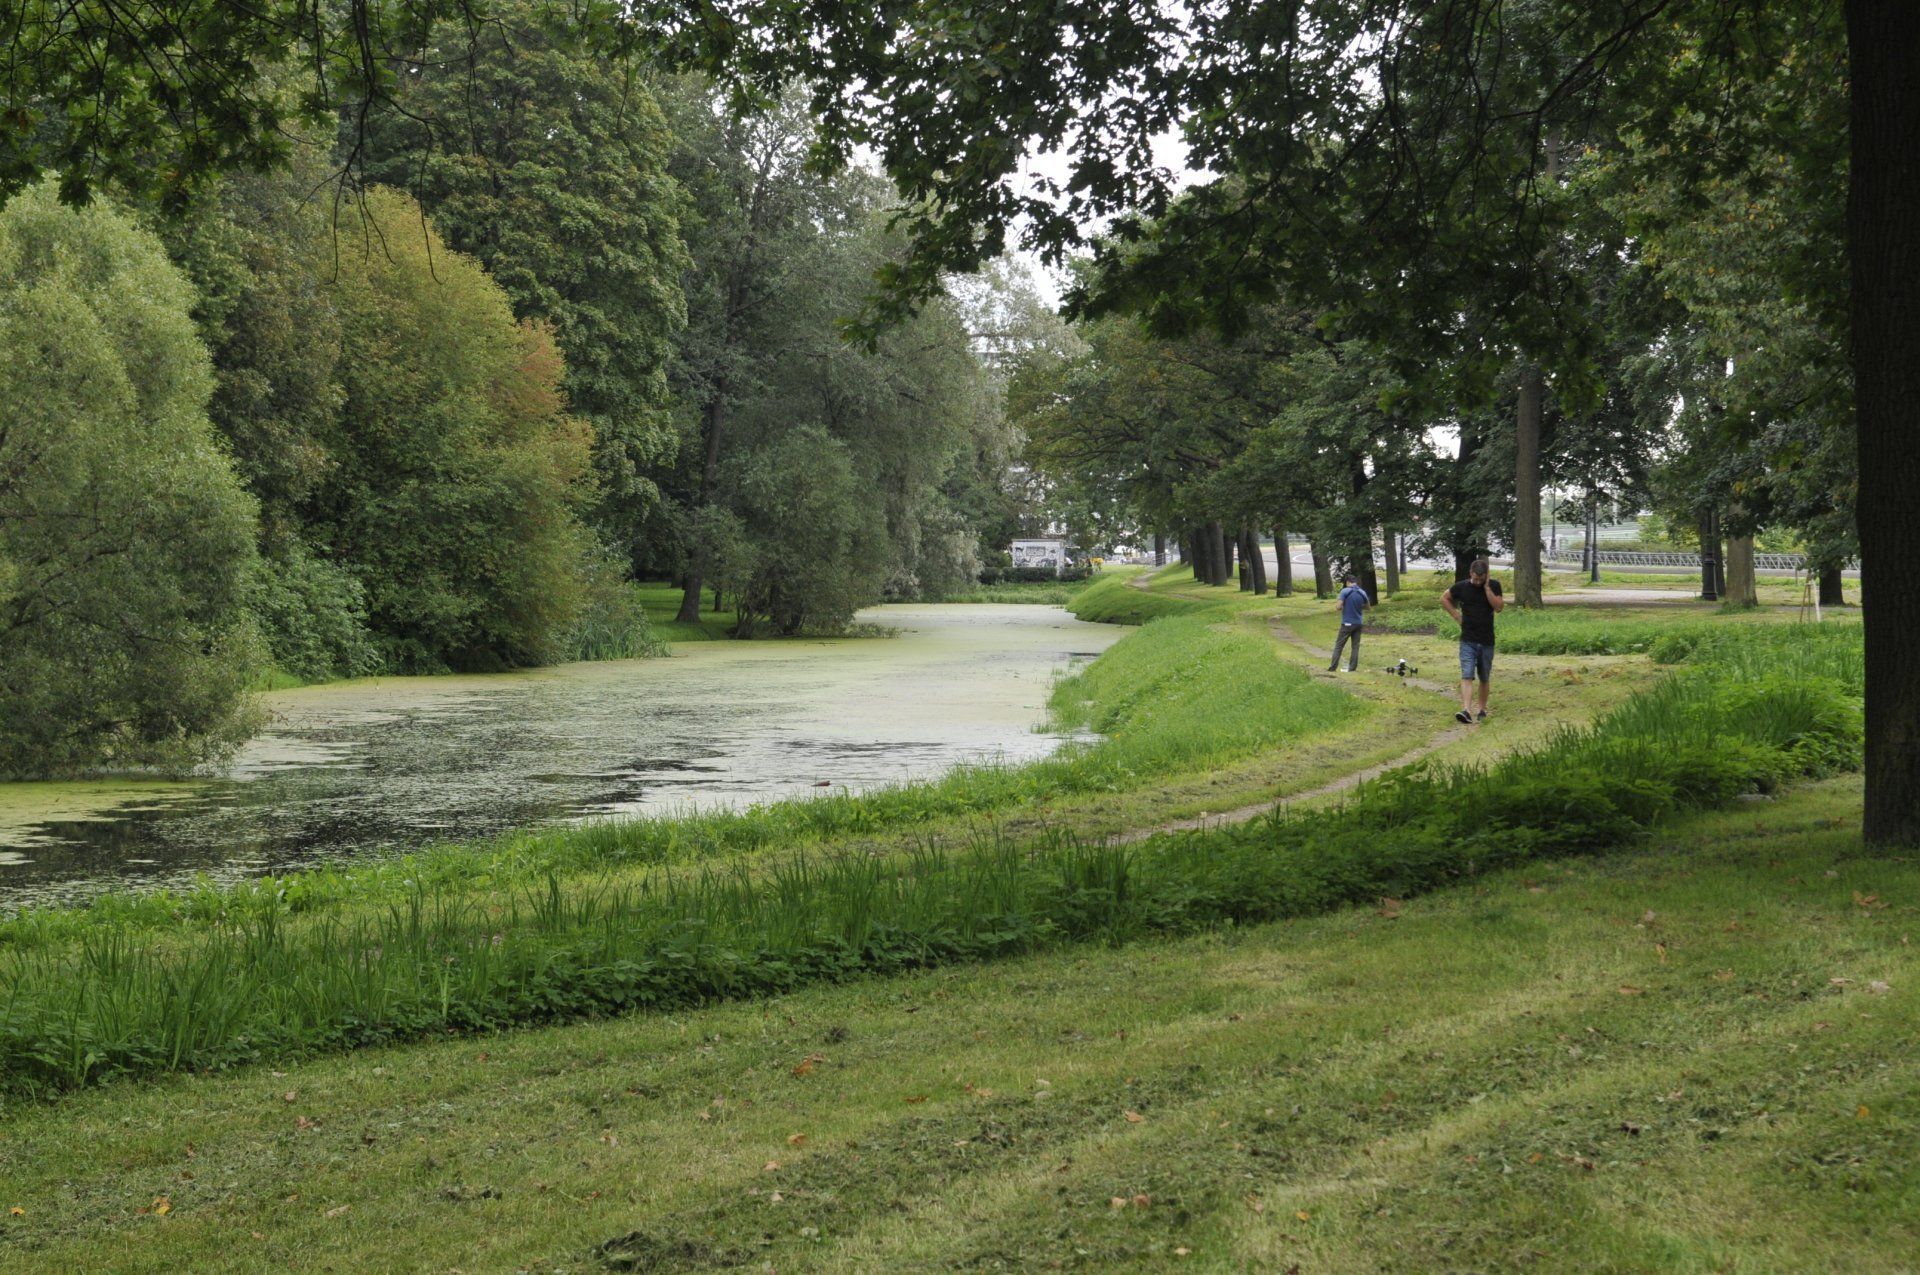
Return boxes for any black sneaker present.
[1475,710,1488,722]
[1454,710,1472,724]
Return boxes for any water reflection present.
[0,604,1120,908]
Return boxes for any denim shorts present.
[1458,641,1494,681]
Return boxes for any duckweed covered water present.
[0,605,1120,907]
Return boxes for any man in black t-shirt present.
[1440,557,1505,724]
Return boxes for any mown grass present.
[633,581,732,642]
[0,624,1857,1094]
[0,774,1907,1273]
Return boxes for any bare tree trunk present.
[1236,528,1252,591]
[1218,523,1234,580]
[676,396,728,626]
[1725,533,1758,606]
[1309,541,1333,598]
[1512,364,1545,606]
[1189,527,1205,580]
[1381,530,1400,595]
[1246,529,1269,595]
[1271,526,1294,596]
[1847,0,1920,840]
[1820,565,1846,607]
[1153,533,1166,566]
[1698,510,1720,602]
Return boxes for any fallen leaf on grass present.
[1175,1247,1191,1257]
[1617,985,1643,996]
[791,1055,822,1078]
[1377,897,1402,920]
[150,1197,171,1217]
[786,1133,808,1147]
[903,1095,928,1104]
[1110,1197,1127,1210]
[324,1205,350,1219]
[1295,1210,1312,1222]
[281,1090,297,1104]
[1124,1110,1144,1124]
[1655,944,1668,964]
[1858,1105,1871,1119]
[1868,980,1891,995]
[769,1191,784,1204]
[1244,1195,1264,1215]
[1713,969,1734,981]
[764,1160,781,1173]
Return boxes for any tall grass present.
[0,624,1861,1094]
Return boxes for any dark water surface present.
[0,605,1121,909]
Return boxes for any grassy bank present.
[1,778,1907,1272]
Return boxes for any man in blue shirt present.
[1328,572,1369,672]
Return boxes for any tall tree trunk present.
[1698,510,1720,603]
[1381,530,1400,595]
[1512,364,1545,606]
[1211,522,1229,586]
[1725,531,1757,606]
[1189,527,1205,580]
[1236,528,1251,591]
[1245,528,1269,595]
[1309,541,1334,598]
[1848,0,1919,840]
[1153,533,1166,566]
[1450,418,1486,578]
[1820,565,1846,607]
[676,395,728,625]
[1353,549,1380,605]
[1271,525,1294,596]
[1586,495,1601,584]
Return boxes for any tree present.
[313,187,595,671]
[358,2,689,559]
[0,183,262,775]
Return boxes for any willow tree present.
[0,184,262,775]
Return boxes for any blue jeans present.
[1458,641,1494,682]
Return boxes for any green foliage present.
[314,188,596,671]
[561,547,669,662]
[730,428,887,636]
[0,183,263,775]
[247,540,381,682]
[359,3,689,553]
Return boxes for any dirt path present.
[1111,614,1469,845]
[1110,719,1471,844]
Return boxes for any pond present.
[0,604,1121,909]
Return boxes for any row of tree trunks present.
[1272,527,1294,596]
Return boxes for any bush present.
[250,541,383,682]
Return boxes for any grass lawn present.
[2,778,1910,1273]
[634,581,732,642]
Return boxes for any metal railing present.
[1545,548,1813,571]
